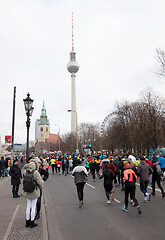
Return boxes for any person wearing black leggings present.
[151,160,165,198]
[72,160,88,208]
[99,163,115,204]
[122,163,142,214]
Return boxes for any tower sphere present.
[67,51,79,73]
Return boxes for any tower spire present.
[72,12,74,51]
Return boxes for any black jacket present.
[152,163,161,180]
[100,169,115,186]
[0,158,6,169]
[39,167,49,181]
[113,160,121,173]
[9,165,22,185]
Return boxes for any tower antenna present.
[72,12,74,51]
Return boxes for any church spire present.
[39,101,49,125]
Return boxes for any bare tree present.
[155,48,165,78]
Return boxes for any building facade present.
[35,102,59,153]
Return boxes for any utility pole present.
[11,86,16,150]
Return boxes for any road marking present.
[136,183,161,192]
[114,198,121,203]
[3,204,20,240]
[86,183,95,189]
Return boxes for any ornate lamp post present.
[23,93,34,162]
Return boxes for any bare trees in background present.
[102,89,165,155]
[60,89,165,155]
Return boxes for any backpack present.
[156,164,162,176]
[122,159,127,169]
[23,170,36,193]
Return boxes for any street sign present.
[5,136,11,143]
[82,144,92,152]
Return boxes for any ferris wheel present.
[100,112,114,135]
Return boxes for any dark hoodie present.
[0,156,6,169]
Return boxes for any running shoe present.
[147,193,151,201]
[79,201,83,208]
[122,206,128,212]
[144,196,148,203]
[137,206,142,215]
[131,200,136,207]
[107,200,111,204]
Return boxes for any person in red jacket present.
[109,160,117,174]
[56,159,62,175]
[122,163,142,214]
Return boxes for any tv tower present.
[67,12,79,134]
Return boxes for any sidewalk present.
[0,176,48,240]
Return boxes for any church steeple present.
[39,101,49,125]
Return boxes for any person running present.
[50,157,56,174]
[158,154,165,181]
[122,163,142,214]
[56,158,62,175]
[86,159,90,172]
[9,159,22,198]
[69,157,73,173]
[120,157,128,191]
[72,160,88,208]
[151,159,165,198]
[95,157,101,177]
[89,158,96,181]
[114,157,121,187]
[137,156,153,203]
[99,163,115,204]
[23,159,43,228]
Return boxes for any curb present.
[41,188,49,240]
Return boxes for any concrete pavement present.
[0,176,48,240]
[1,172,165,240]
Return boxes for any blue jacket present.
[158,157,165,168]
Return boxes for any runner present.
[50,157,56,174]
[151,159,165,198]
[99,163,115,204]
[89,158,96,182]
[122,163,142,214]
[114,156,121,187]
[95,157,101,177]
[72,160,88,208]
[137,156,153,203]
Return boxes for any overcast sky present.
[1,0,165,144]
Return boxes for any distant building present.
[35,102,59,153]
[35,119,40,141]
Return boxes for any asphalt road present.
[44,172,165,240]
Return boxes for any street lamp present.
[68,109,78,153]
[23,93,34,162]
[55,124,61,153]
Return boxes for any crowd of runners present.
[0,152,165,227]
